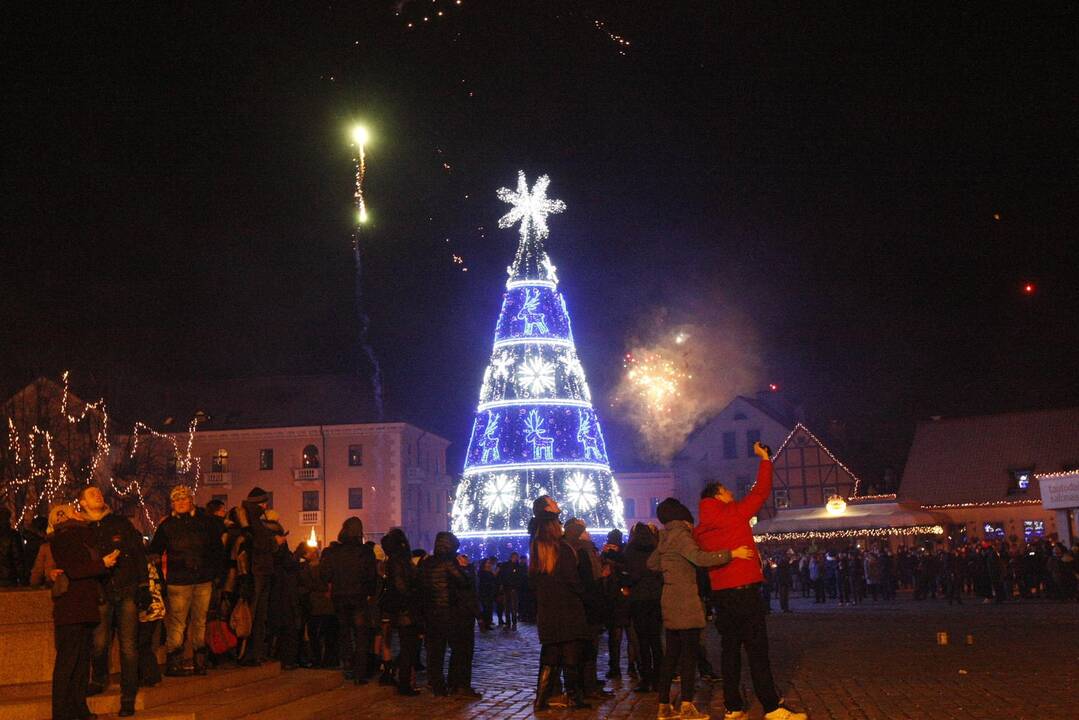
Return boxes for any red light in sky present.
[1023,283,1035,295]
[768,383,779,392]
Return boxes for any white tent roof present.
[752,501,947,535]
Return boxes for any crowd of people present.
[4,437,1074,720]
[758,536,1079,610]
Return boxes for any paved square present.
[305,594,1079,720]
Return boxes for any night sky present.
[4,3,1077,474]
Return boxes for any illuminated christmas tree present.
[452,172,627,556]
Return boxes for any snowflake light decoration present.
[491,351,514,380]
[565,472,597,513]
[518,356,556,395]
[451,491,474,534]
[497,171,566,241]
[482,474,516,515]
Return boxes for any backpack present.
[206,618,238,654]
[229,598,253,638]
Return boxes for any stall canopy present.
[752,500,948,542]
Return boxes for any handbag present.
[207,618,238,654]
[50,572,70,598]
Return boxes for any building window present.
[265,492,274,510]
[212,449,229,473]
[348,444,363,467]
[774,489,790,509]
[736,476,750,498]
[746,429,761,457]
[302,490,320,512]
[302,444,320,469]
[650,497,660,517]
[348,487,364,509]
[722,432,737,459]
[211,494,228,506]
[1008,468,1033,494]
[1023,520,1045,541]
[982,521,1005,539]
[259,448,274,470]
[623,498,636,519]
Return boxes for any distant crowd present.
[758,538,1079,610]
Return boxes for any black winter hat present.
[246,486,270,504]
[656,497,694,525]
[606,529,623,546]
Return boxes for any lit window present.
[348,444,363,467]
[302,491,320,512]
[1008,468,1033,494]
[774,489,790,509]
[259,449,274,470]
[348,487,364,509]
[1023,520,1045,540]
[302,444,320,469]
[212,449,229,473]
[983,521,1005,539]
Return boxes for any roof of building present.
[676,394,796,458]
[773,422,866,496]
[752,501,948,535]
[898,407,1079,505]
[128,374,389,431]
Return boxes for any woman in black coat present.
[380,528,422,696]
[49,504,119,720]
[530,511,591,711]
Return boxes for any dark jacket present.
[380,529,421,626]
[299,557,334,617]
[238,502,276,577]
[50,521,108,625]
[149,510,221,585]
[420,531,475,621]
[269,543,303,631]
[86,510,147,597]
[0,524,24,586]
[320,519,378,599]
[531,540,590,645]
[624,524,662,606]
[497,560,525,591]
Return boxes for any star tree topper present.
[497,171,566,241]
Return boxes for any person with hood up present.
[648,498,752,720]
[319,517,378,683]
[49,503,120,720]
[695,441,807,720]
[231,487,277,665]
[529,496,592,711]
[380,527,423,696]
[625,521,664,693]
[601,528,637,680]
[149,485,222,678]
[420,531,481,697]
[79,484,149,716]
[564,517,613,699]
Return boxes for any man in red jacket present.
[695,442,807,720]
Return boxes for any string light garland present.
[920,499,1042,509]
[593,19,631,56]
[754,525,945,543]
[773,423,868,497]
[451,172,628,555]
[4,373,202,530]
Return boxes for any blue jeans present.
[92,595,139,702]
[165,582,213,652]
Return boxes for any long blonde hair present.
[529,517,562,575]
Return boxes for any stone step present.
[137,669,344,720]
[0,663,280,720]
[234,684,360,720]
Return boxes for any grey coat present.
[647,520,731,629]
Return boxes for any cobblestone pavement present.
[316,594,1079,719]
